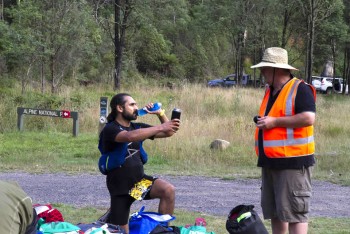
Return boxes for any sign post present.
[17,107,79,137]
[98,97,108,135]
[99,97,108,123]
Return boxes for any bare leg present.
[271,217,288,234]
[121,224,129,234]
[149,179,175,215]
[289,222,308,234]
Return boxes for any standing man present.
[99,93,180,233]
[251,47,316,234]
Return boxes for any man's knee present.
[159,181,175,198]
[152,180,175,199]
[165,183,175,198]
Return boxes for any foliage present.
[0,0,101,92]
[0,0,350,89]
[315,0,348,76]
[135,26,178,75]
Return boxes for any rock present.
[210,139,230,150]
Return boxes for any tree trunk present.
[235,38,242,86]
[281,8,289,48]
[113,0,131,90]
[306,0,315,84]
[50,55,55,93]
[0,0,3,21]
[114,0,121,90]
[41,60,45,94]
[344,45,350,95]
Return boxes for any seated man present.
[0,180,37,234]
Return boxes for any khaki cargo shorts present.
[261,167,313,223]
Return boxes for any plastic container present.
[137,102,162,116]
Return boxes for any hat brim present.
[251,62,298,70]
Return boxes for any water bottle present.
[137,102,162,116]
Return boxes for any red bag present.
[33,204,64,222]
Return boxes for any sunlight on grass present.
[1,84,350,184]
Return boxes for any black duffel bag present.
[226,204,268,234]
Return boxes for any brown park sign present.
[17,107,79,136]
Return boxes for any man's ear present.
[116,105,124,113]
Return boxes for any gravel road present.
[1,172,349,218]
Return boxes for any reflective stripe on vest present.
[255,78,316,158]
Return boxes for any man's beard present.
[122,110,138,121]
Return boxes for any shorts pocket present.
[292,190,311,214]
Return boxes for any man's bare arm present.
[115,120,180,142]
[256,112,315,130]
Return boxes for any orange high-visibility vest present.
[255,78,316,158]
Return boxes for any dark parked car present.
[207,74,237,88]
[207,74,251,87]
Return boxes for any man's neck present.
[273,75,291,92]
[115,117,131,127]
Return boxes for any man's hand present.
[162,119,180,132]
[143,103,161,115]
[256,112,315,130]
[256,116,276,130]
[155,119,180,138]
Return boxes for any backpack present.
[76,221,126,234]
[150,224,181,234]
[226,204,268,234]
[98,122,148,175]
[129,206,176,234]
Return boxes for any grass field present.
[1,82,350,233]
[57,204,350,233]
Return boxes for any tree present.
[136,0,190,77]
[134,26,178,75]
[316,2,347,88]
[297,0,343,84]
[0,1,42,93]
[342,0,350,95]
[205,0,255,85]
[1,0,99,93]
[93,0,135,90]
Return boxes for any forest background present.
[0,0,350,92]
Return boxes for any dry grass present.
[1,83,350,183]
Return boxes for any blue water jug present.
[137,102,162,116]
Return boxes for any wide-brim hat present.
[251,47,298,70]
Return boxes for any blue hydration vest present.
[98,122,148,175]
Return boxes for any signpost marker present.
[17,107,79,137]
[98,97,108,135]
